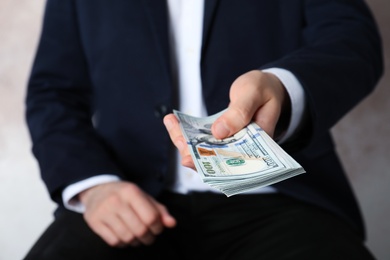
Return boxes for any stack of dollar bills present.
[174,109,306,197]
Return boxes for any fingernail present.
[213,121,230,138]
[164,118,173,130]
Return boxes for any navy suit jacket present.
[26,0,383,239]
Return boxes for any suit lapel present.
[202,0,221,111]
[202,0,221,58]
[141,0,173,100]
[142,0,175,106]
[142,0,220,65]
[141,0,221,107]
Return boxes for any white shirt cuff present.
[62,174,121,213]
[262,68,306,144]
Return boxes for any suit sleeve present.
[25,0,124,203]
[262,0,383,147]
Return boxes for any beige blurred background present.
[0,0,388,259]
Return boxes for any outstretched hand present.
[212,70,289,139]
[163,69,289,170]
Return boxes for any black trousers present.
[24,191,375,260]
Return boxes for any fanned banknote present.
[173,109,306,196]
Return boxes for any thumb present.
[211,71,266,139]
[211,106,253,140]
[156,203,177,228]
[211,70,286,140]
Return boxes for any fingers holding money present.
[163,69,289,169]
[163,114,196,170]
[211,70,288,140]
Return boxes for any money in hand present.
[173,109,306,196]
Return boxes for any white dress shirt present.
[63,0,306,213]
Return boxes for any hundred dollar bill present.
[173,109,306,196]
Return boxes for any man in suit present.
[24,0,383,259]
